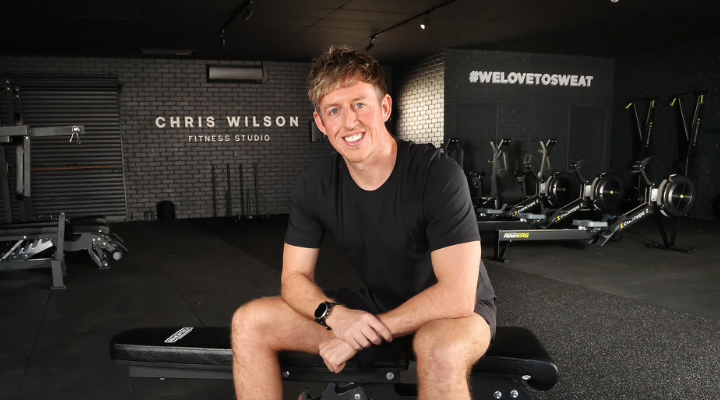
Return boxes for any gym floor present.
[2,215,720,400]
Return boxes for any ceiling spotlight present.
[366,36,376,52]
[420,13,431,29]
[610,0,619,2]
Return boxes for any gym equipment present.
[468,170,486,206]
[110,325,558,400]
[625,99,656,162]
[473,139,509,210]
[442,137,467,171]
[1,79,127,274]
[503,139,575,218]
[485,156,625,262]
[64,216,127,269]
[488,219,606,263]
[669,91,706,177]
[594,159,695,252]
[473,139,534,210]
[477,140,587,240]
[238,163,269,221]
[622,98,657,209]
[536,159,625,229]
[491,159,696,262]
[0,213,66,289]
[1,79,84,222]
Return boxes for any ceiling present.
[2,0,719,64]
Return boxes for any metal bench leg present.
[50,260,66,290]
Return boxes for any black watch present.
[314,301,339,330]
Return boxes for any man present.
[231,46,496,400]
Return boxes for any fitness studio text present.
[469,71,594,87]
[188,134,271,142]
[154,115,299,129]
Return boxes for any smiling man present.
[231,46,496,400]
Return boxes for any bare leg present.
[413,313,492,400]
[231,297,334,400]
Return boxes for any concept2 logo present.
[620,209,650,229]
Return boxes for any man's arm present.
[280,243,329,318]
[281,243,393,351]
[377,240,481,338]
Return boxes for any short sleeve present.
[284,173,325,248]
[424,157,480,252]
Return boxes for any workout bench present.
[0,213,66,289]
[65,216,127,269]
[110,326,558,399]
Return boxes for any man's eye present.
[355,103,365,109]
[329,109,339,116]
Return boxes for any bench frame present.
[111,326,556,400]
[0,213,66,289]
[116,359,539,400]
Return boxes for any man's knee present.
[413,322,468,373]
[231,297,277,345]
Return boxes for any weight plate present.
[544,172,580,208]
[590,173,625,213]
[657,174,695,217]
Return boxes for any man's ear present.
[313,111,328,135]
[382,94,392,122]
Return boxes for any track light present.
[244,0,254,21]
[366,36,376,52]
[420,13,431,29]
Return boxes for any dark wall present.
[613,38,720,220]
[444,49,615,182]
[0,56,334,221]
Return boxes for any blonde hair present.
[308,46,387,110]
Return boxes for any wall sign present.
[154,115,300,143]
[469,71,594,87]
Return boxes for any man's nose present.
[343,107,358,129]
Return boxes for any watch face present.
[314,303,327,319]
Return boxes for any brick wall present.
[613,38,720,220]
[0,56,335,220]
[392,53,445,147]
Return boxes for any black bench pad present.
[0,221,59,238]
[68,217,109,234]
[110,326,558,391]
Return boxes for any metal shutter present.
[1,75,126,222]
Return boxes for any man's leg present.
[231,296,334,400]
[413,314,492,400]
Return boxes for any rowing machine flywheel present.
[656,174,695,217]
[545,172,580,208]
[591,173,625,214]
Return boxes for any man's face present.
[313,80,392,165]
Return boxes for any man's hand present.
[326,306,393,350]
[319,337,358,373]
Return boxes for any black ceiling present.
[2,0,719,64]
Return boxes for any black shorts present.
[326,288,497,367]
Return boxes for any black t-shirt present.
[285,138,495,311]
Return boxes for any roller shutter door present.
[1,75,126,222]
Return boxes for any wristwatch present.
[314,301,339,329]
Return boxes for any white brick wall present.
[393,53,445,148]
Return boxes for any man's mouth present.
[343,132,364,143]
